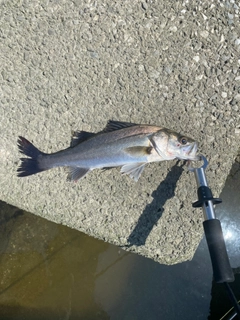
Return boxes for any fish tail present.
[17,136,47,177]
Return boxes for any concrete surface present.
[0,160,240,319]
[0,0,239,264]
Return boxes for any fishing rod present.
[188,156,240,320]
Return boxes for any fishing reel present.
[188,156,240,319]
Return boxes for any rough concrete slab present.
[0,0,239,264]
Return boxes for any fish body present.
[17,120,199,181]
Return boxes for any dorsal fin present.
[70,131,95,147]
[102,120,137,132]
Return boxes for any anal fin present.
[120,163,146,182]
[67,167,90,182]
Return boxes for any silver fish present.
[17,120,199,182]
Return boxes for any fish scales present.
[17,120,199,182]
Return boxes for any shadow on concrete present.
[126,162,184,247]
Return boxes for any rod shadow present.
[126,162,184,247]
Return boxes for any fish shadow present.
[126,162,184,247]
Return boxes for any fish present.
[17,120,199,182]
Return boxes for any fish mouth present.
[186,143,200,160]
[179,142,200,161]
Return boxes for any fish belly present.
[42,135,150,169]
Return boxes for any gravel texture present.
[0,0,239,264]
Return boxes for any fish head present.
[151,128,199,161]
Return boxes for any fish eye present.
[179,137,187,145]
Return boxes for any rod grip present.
[203,219,234,283]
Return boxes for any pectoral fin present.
[124,146,153,156]
[67,167,90,182]
[120,163,146,182]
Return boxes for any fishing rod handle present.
[203,219,234,283]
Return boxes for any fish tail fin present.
[17,136,47,177]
